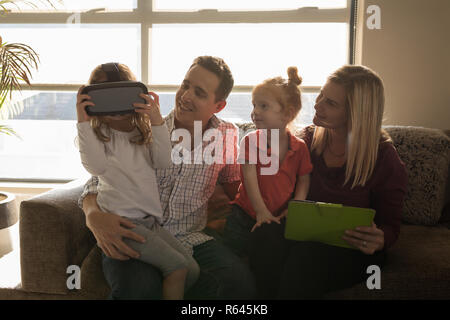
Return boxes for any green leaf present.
[0,39,39,114]
[0,124,21,139]
[0,0,62,14]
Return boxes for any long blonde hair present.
[311,65,388,189]
[88,63,152,145]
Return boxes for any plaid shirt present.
[78,110,240,254]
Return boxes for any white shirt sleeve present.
[149,123,172,169]
[77,121,108,176]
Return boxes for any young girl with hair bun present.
[224,67,313,257]
[249,65,408,299]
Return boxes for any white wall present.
[356,0,450,130]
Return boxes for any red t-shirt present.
[232,130,313,219]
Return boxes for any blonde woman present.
[248,65,408,299]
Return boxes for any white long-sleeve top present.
[77,121,172,220]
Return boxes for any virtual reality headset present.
[82,62,148,116]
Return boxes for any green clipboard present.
[284,200,375,250]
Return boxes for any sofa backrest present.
[236,123,450,226]
[384,126,450,225]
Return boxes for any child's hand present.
[278,208,288,220]
[134,92,165,126]
[76,85,94,123]
[251,208,281,232]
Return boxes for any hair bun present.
[287,66,302,86]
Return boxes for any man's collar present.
[165,109,224,134]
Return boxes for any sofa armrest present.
[19,182,96,295]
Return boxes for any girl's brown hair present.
[88,63,152,145]
[253,66,303,130]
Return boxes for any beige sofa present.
[4,125,449,300]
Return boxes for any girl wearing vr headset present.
[76,63,199,300]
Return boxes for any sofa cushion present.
[384,126,450,225]
[80,246,110,299]
[325,224,450,299]
[19,185,95,295]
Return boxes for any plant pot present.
[0,191,18,257]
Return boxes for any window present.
[3,24,141,84]
[0,0,354,181]
[150,23,347,86]
[9,0,136,12]
[153,0,347,11]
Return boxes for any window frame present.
[0,0,356,182]
[1,0,354,94]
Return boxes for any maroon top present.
[301,126,408,250]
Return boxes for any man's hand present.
[83,194,146,260]
[222,181,241,201]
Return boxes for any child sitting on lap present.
[76,63,199,300]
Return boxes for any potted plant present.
[0,191,17,257]
[1,0,63,133]
[0,0,60,256]
[0,35,40,137]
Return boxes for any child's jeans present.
[222,204,255,258]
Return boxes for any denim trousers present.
[222,205,387,299]
[101,232,257,300]
[248,221,387,299]
[221,204,255,258]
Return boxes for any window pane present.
[1,90,317,180]
[5,91,77,120]
[150,23,348,87]
[5,91,174,121]
[6,90,317,123]
[8,0,136,12]
[0,120,87,180]
[216,92,317,126]
[153,0,347,11]
[3,24,140,84]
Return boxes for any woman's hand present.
[133,92,165,126]
[251,208,281,232]
[342,222,384,255]
[76,85,94,123]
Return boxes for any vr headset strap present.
[101,62,121,82]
